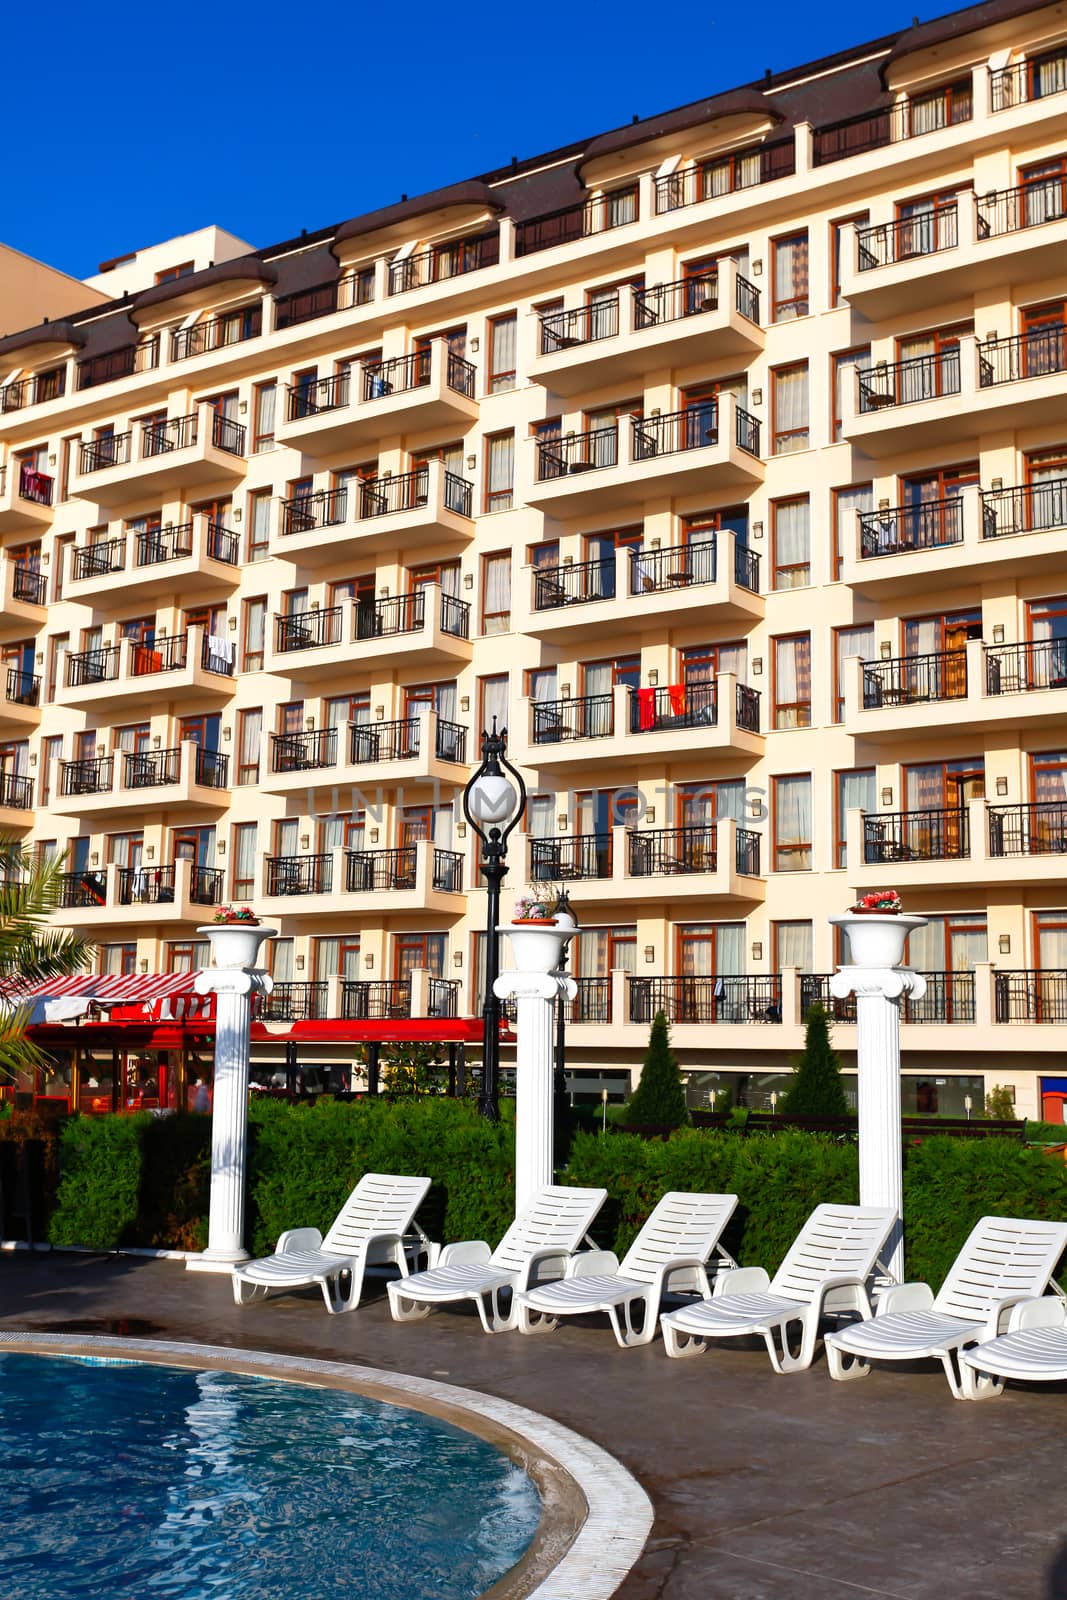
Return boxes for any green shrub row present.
[30,1101,1067,1289]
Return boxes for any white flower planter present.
[500,922,576,974]
[828,912,927,969]
[197,923,277,970]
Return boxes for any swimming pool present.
[0,1352,541,1600]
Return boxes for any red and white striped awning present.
[2,972,201,1004]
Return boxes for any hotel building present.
[4,0,1067,1119]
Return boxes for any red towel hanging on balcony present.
[636,686,657,729]
[668,683,687,716]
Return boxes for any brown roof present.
[131,257,278,314]
[0,319,85,361]
[883,0,1051,73]
[332,180,503,253]
[579,91,785,175]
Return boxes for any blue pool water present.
[0,1354,540,1599]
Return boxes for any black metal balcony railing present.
[539,299,620,354]
[989,801,1067,857]
[76,337,159,391]
[990,50,1067,110]
[388,233,500,294]
[266,854,333,896]
[125,747,180,789]
[5,667,39,707]
[358,466,473,521]
[813,85,972,166]
[361,345,476,401]
[115,865,223,907]
[345,846,418,893]
[65,647,119,689]
[341,980,412,1020]
[59,756,113,797]
[630,541,716,593]
[79,434,132,473]
[171,306,263,362]
[56,871,107,909]
[565,977,612,1024]
[133,519,238,566]
[859,498,963,559]
[128,634,190,677]
[355,589,469,641]
[515,190,638,257]
[800,974,856,1024]
[976,179,1067,240]
[634,271,761,327]
[530,833,612,881]
[271,728,338,774]
[11,567,46,605]
[194,748,229,788]
[433,849,463,893]
[428,978,460,1017]
[978,327,1067,388]
[0,369,66,411]
[631,681,716,733]
[72,539,124,581]
[995,970,1067,1024]
[260,982,330,1022]
[632,405,717,459]
[857,207,959,270]
[281,487,347,536]
[534,556,615,610]
[350,718,419,764]
[9,463,54,506]
[858,349,961,412]
[630,975,783,1025]
[142,414,195,457]
[981,478,1067,538]
[273,282,340,331]
[0,770,31,810]
[863,807,971,863]
[435,719,468,763]
[535,426,618,481]
[862,650,968,707]
[986,639,1067,695]
[276,607,343,653]
[654,141,795,212]
[287,373,349,421]
[629,826,717,877]
[802,972,975,1024]
[533,694,614,744]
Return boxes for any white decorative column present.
[495,920,577,1216]
[187,922,276,1273]
[829,912,927,1283]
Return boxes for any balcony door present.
[1031,752,1067,852]
[108,831,144,872]
[180,713,221,753]
[173,827,215,868]
[318,813,365,852]
[903,607,980,698]
[405,679,458,722]
[1021,301,1067,377]
[394,932,446,982]
[574,926,635,979]
[895,323,969,402]
[905,757,984,857]
[1027,596,1067,686]
[900,461,977,549]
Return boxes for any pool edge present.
[0,1331,653,1600]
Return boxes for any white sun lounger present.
[826,1215,1067,1398]
[513,1190,739,1347]
[232,1172,431,1314]
[960,1296,1067,1397]
[386,1184,607,1333]
[660,1204,897,1372]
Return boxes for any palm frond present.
[0,834,91,985]
[0,1002,48,1083]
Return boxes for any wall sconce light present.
[998,934,1011,955]
[463,572,474,589]
[985,331,998,343]
[992,624,1005,643]
[146,845,155,861]
[990,477,1002,491]
[296,954,305,971]
[644,945,655,963]
[40,551,49,565]
[751,388,763,407]
[238,399,248,414]
[752,258,763,276]
[466,454,476,471]
[90,852,99,867]
[233,508,242,523]
[48,453,57,466]
[752,521,763,540]
[365,953,375,971]
[751,941,763,961]
[380,585,390,597]
[649,537,661,550]
[217,838,226,854]
[995,776,1008,797]
[650,407,661,417]
[453,950,464,967]
[648,668,659,685]
[153,734,162,748]
[369,828,380,844]
[305,716,315,730]
[222,725,232,742]
[309,600,320,612]
[227,614,237,630]
[375,705,385,720]
[470,337,480,354]
[562,554,574,566]
[460,696,470,712]
[645,806,656,824]
[881,787,894,806]
[752,657,763,675]
[35,651,44,666]
[880,640,893,659]
[456,822,466,839]
[300,834,310,850]
[557,813,569,829]
[560,683,571,698]
[28,751,36,767]
[140,958,149,974]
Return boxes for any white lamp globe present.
[468,772,518,828]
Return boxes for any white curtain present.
[528,795,554,837]
[486,433,514,510]
[774,236,808,320]
[607,188,637,226]
[275,819,298,855]
[909,89,948,135]
[775,636,811,727]
[480,675,509,732]
[834,350,869,438]
[835,484,873,563]
[529,669,557,703]
[489,316,517,393]
[835,625,875,718]
[272,939,295,982]
[774,498,810,586]
[775,775,813,870]
[314,937,338,981]
[482,554,511,633]
[1034,53,1067,98]
[250,491,271,559]
[775,921,813,970]
[233,822,257,894]
[773,367,809,454]
[435,681,458,722]
[237,709,261,785]
[715,923,746,975]
[254,384,275,450]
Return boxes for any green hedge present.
[38,1104,1067,1290]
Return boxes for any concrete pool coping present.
[0,1330,653,1600]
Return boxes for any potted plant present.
[511,888,562,926]
[849,890,903,915]
[829,891,926,969]
[198,907,276,969]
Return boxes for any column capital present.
[494,972,576,1002]
[194,969,274,1000]
[830,966,927,1002]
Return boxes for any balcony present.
[276,340,478,454]
[521,673,762,773]
[994,971,1067,1025]
[258,841,463,922]
[0,667,40,733]
[0,369,66,413]
[528,817,764,909]
[51,740,230,819]
[76,337,159,392]
[845,638,1067,743]
[67,514,240,603]
[805,971,977,1026]
[0,461,54,534]
[55,628,236,715]
[341,980,413,1021]
[529,262,763,396]
[171,305,263,363]
[527,395,763,516]
[515,190,639,258]
[989,801,1067,862]
[262,711,470,799]
[629,975,783,1026]
[517,531,762,644]
[653,141,795,217]
[272,460,474,565]
[0,561,46,638]
[53,858,224,926]
[267,584,472,679]
[259,982,330,1022]
[0,769,33,831]
[70,405,246,507]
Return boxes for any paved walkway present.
[2,1253,1065,1599]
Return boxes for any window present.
[253,382,276,452]
[771,363,809,453]
[480,674,509,734]
[484,430,514,512]
[395,932,447,981]
[232,823,258,901]
[155,262,194,283]
[772,232,808,320]
[236,708,262,786]
[676,922,744,977]
[99,943,137,977]
[46,634,68,702]
[894,322,970,403]
[774,634,812,728]
[773,775,813,871]
[248,489,272,561]
[835,769,876,868]
[242,598,266,671]
[773,921,814,971]
[831,347,869,442]
[832,483,873,579]
[488,313,517,393]
[314,935,360,981]
[833,625,876,721]
[40,735,61,805]
[772,498,810,590]
[271,939,294,984]
[165,940,210,973]
[831,213,868,307]
[481,553,511,634]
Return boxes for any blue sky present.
[20,0,920,282]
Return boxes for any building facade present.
[4,0,1067,1119]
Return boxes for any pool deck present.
[2,1251,1065,1599]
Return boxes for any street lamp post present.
[463,722,526,1121]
